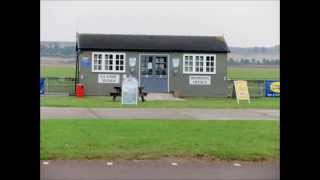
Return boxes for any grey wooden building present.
[75,33,230,97]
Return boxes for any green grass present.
[41,66,75,77]
[41,96,279,109]
[228,67,279,80]
[41,119,279,160]
[40,66,279,80]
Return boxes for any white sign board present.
[122,76,138,105]
[98,74,120,84]
[189,76,211,85]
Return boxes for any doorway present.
[139,54,169,93]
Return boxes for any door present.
[140,55,168,92]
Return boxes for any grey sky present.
[41,1,279,47]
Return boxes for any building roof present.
[77,33,230,53]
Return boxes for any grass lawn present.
[41,119,279,161]
[41,96,279,109]
[227,67,279,80]
[41,66,279,80]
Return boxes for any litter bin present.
[76,83,84,97]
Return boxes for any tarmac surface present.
[40,159,279,180]
[41,107,279,120]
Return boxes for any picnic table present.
[110,86,147,102]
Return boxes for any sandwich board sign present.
[234,80,250,104]
[121,76,138,105]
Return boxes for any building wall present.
[78,51,227,97]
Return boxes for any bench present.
[110,86,148,102]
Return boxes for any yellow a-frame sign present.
[234,80,250,104]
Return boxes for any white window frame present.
[92,52,126,73]
[183,54,216,74]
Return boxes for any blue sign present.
[80,57,91,69]
[40,78,45,95]
[265,80,280,97]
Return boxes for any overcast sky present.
[40,1,279,47]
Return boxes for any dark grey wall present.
[78,51,227,97]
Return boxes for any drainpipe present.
[74,32,79,95]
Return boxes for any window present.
[183,54,216,74]
[92,52,126,72]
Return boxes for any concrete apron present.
[41,107,279,120]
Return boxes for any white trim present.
[182,54,216,74]
[138,53,170,93]
[92,52,126,73]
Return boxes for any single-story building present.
[75,33,230,97]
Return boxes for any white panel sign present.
[189,76,211,85]
[98,74,120,84]
[122,76,138,105]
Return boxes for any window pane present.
[120,54,124,59]
[109,54,113,59]
[116,60,119,65]
[185,67,189,72]
[206,56,209,60]
[200,56,204,60]
[109,66,113,70]
[196,67,199,72]
[210,67,214,72]
[206,67,210,72]
[211,56,214,60]
[120,66,124,71]
[189,67,193,72]
[116,55,119,59]
[200,67,203,72]
[196,56,199,60]
[120,60,124,65]
[185,56,188,60]
[116,66,119,70]
[98,54,102,59]
[189,56,193,60]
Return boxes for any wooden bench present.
[110,86,148,102]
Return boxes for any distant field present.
[227,67,279,80]
[41,66,75,77]
[40,66,279,80]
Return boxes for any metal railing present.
[41,77,277,97]
[43,77,75,95]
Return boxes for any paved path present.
[41,160,279,180]
[41,107,279,120]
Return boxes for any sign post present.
[121,76,138,105]
[234,80,250,104]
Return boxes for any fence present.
[41,77,277,98]
[227,80,266,98]
[43,77,76,95]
